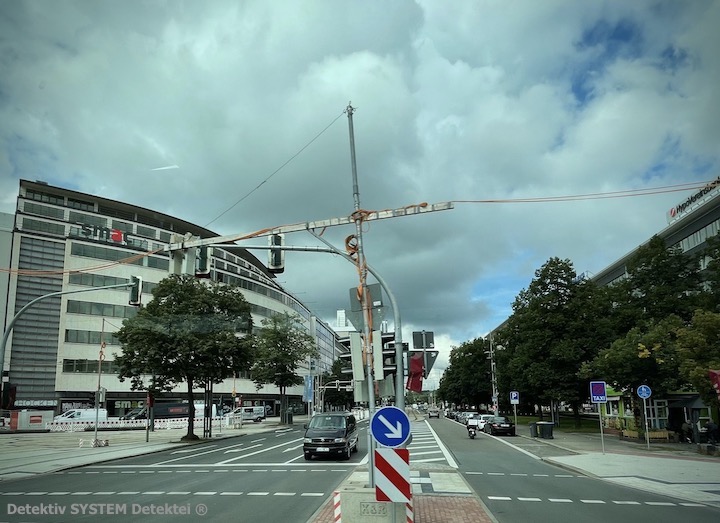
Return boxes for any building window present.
[21,218,66,236]
[69,211,106,227]
[67,198,95,212]
[135,225,156,239]
[112,220,133,233]
[22,201,65,220]
[25,189,64,206]
[67,300,138,319]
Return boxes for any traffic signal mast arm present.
[163,201,454,252]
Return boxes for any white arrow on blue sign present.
[370,406,411,448]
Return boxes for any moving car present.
[483,416,516,436]
[303,412,358,460]
[467,413,495,431]
[428,408,440,418]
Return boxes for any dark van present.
[303,412,358,461]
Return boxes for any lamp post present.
[487,338,500,416]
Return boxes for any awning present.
[668,396,706,409]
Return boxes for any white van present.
[225,406,266,422]
[54,409,108,422]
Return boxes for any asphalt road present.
[431,417,720,523]
[0,423,366,523]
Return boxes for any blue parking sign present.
[590,381,607,403]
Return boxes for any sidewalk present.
[308,422,720,522]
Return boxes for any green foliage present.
[251,313,318,417]
[676,310,720,408]
[114,274,255,438]
[321,359,354,408]
[436,338,491,407]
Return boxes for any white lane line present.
[193,492,217,495]
[142,491,164,495]
[167,492,191,495]
[581,500,606,504]
[517,497,541,502]
[645,502,676,506]
[548,498,573,503]
[219,492,244,496]
[172,446,217,454]
[488,496,512,501]
[301,493,325,497]
[93,492,115,495]
[423,420,458,468]
[274,492,295,496]
[487,473,505,476]
[156,441,252,464]
[613,501,641,505]
[217,439,303,465]
[247,492,269,496]
[487,434,542,460]
[251,438,267,443]
[510,473,528,476]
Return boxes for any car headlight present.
[303,438,312,443]
[334,437,347,443]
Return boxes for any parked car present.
[428,408,440,418]
[468,414,495,431]
[483,416,516,436]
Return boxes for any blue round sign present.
[370,406,411,448]
[637,385,652,399]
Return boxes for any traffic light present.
[195,246,210,278]
[267,234,285,274]
[128,276,142,306]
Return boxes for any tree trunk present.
[182,376,199,441]
[572,401,581,429]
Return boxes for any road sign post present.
[510,391,519,427]
[589,381,608,454]
[637,385,652,450]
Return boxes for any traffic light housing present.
[268,234,285,274]
[195,246,211,278]
[128,276,142,306]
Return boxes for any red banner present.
[710,369,720,401]
[405,352,424,392]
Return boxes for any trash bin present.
[537,421,554,439]
[286,408,293,425]
[529,422,538,438]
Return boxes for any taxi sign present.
[590,381,607,403]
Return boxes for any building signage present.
[77,223,130,244]
[667,177,720,224]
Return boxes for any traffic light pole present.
[0,282,135,403]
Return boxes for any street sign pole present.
[510,391,519,428]
[637,385,652,450]
[590,381,608,455]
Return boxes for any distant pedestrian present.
[681,420,693,443]
[706,420,718,445]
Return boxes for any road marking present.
[548,498,572,503]
[488,496,512,500]
[156,441,252,464]
[194,492,217,495]
[301,493,325,497]
[219,492,244,496]
[251,438,267,443]
[581,500,605,504]
[217,439,303,464]
[142,491,164,495]
[274,492,295,496]
[172,445,217,454]
[517,497,541,502]
[116,492,140,495]
[25,492,47,495]
[423,420,458,468]
[645,502,676,506]
[167,492,191,495]
[247,492,269,496]
[93,492,115,495]
[613,501,641,505]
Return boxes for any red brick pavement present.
[308,494,494,523]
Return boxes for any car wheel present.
[344,446,352,460]
[304,453,312,461]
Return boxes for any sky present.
[2,1,719,389]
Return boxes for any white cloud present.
[1,0,718,382]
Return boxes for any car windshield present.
[309,416,346,429]
[493,417,511,423]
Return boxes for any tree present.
[501,258,612,425]
[251,312,318,423]
[320,359,354,410]
[436,339,491,409]
[612,235,703,331]
[676,310,720,409]
[114,274,254,441]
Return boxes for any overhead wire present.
[203,110,346,229]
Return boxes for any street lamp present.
[485,338,500,416]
